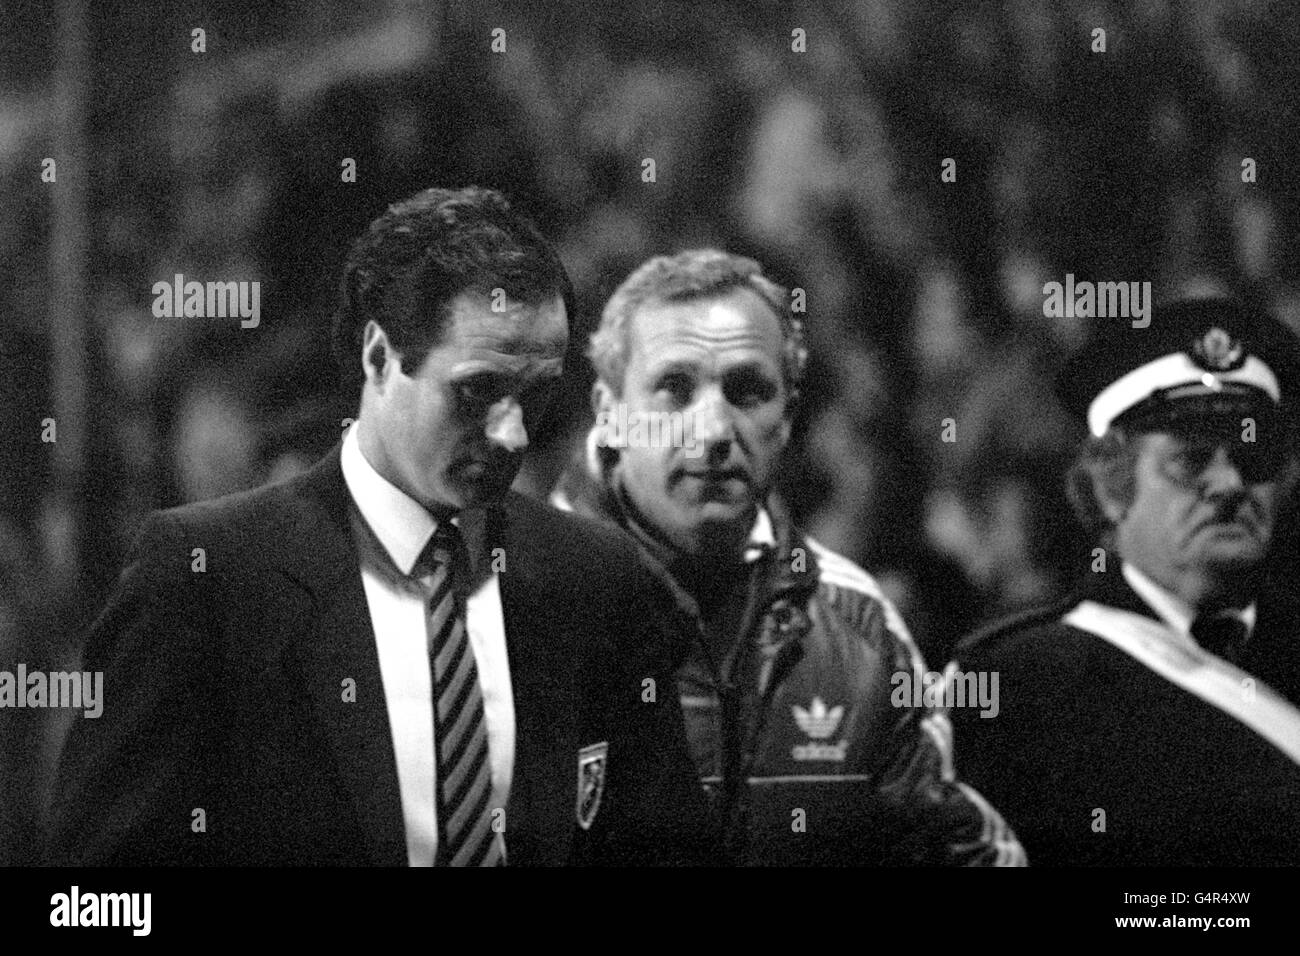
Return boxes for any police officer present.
[954,297,1300,866]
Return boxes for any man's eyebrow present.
[452,366,562,393]
[645,359,699,378]
[451,351,557,375]
[723,359,780,378]
[450,368,510,383]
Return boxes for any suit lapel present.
[273,459,585,866]
[492,496,578,866]
[277,444,407,866]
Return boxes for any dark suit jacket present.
[953,567,1300,866]
[47,445,713,866]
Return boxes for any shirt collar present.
[1121,561,1256,642]
[743,508,776,564]
[340,422,442,576]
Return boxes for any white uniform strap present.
[1063,600,1300,764]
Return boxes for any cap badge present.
[1190,326,1245,372]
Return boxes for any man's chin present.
[1199,535,1267,571]
[438,469,518,510]
[693,498,754,525]
[457,477,514,507]
[681,503,757,551]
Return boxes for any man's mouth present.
[681,467,746,484]
[1197,511,1257,535]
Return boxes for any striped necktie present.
[421,520,504,867]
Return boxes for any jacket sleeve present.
[868,604,1027,867]
[45,511,225,866]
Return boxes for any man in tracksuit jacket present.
[552,248,1023,865]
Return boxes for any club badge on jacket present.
[577,742,608,830]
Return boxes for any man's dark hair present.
[331,186,573,397]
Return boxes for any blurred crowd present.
[4,0,1300,862]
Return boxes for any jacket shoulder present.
[501,492,687,627]
[152,469,313,540]
[802,535,922,663]
[804,537,895,616]
[954,595,1106,674]
[504,491,645,570]
[107,455,349,597]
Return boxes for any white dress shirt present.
[340,424,514,866]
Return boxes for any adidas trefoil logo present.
[792,697,843,739]
[791,698,847,761]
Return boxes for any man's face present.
[362,291,567,513]
[1114,429,1281,601]
[600,287,791,559]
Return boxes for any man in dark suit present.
[955,297,1300,866]
[47,186,712,866]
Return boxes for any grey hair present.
[1066,428,1140,540]
[588,248,808,404]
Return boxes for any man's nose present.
[691,388,736,449]
[1201,447,1246,496]
[485,398,528,453]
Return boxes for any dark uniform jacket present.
[953,566,1300,866]
[47,444,713,866]
[554,448,1024,866]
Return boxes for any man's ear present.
[591,379,617,422]
[778,410,793,452]
[1093,469,1128,525]
[361,321,395,390]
